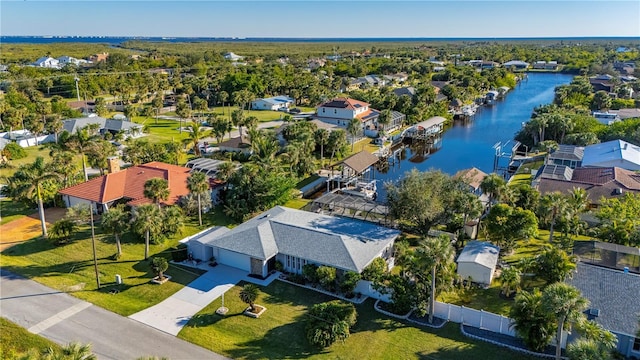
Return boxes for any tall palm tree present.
[132,204,162,260]
[6,157,61,238]
[347,118,361,152]
[183,122,206,156]
[539,192,569,242]
[480,173,506,210]
[314,128,329,168]
[500,267,521,297]
[566,187,589,236]
[101,204,130,256]
[143,178,170,209]
[187,171,209,226]
[231,109,246,137]
[417,235,455,324]
[216,161,235,190]
[67,126,99,182]
[210,116,230,144]
[510,289,555,352]
[377,109,392,133]
[542,283,589,360]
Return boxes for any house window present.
[633,337,640,352]
[286,255,291,269]
[322,108,325,113]
[334,109,337,114]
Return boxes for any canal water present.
[372,72,574,201]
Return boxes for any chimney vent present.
[107,156,120,173]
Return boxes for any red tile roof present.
[59,162,191,206]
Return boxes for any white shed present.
[456,241,500,285]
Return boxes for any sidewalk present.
[129,264,280,335]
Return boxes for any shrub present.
[361,257,386,282]
[150,257,169,281]
[288,273,306,284]
[49,218,77,245]
[274,260,284,272]
[302,263,319,283]
[316,266,337,291]
[1,143,27,160]
[338,271,361,296]
[306,301,357,348]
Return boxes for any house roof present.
[453,167,488,189]
[540,164,574,181]
[537,167,640,204]
[414,116,447,131]
[503,60,529,66]
[255,96,294,106]
[549,144,585,161]
[566,263,640,337]
[457,241,500,270]
[610,108,640,120]
[318,98,370,111]
[59,162,191,206]
[583,139,640,170]
[218,135,251,149]
[338,150,380,174]
[62,116,141,134]
[200,206,399,272]
[393,86,416,97]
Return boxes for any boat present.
[339,180,377,200]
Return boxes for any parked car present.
[289,108,301,114]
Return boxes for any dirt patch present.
[0,207,67,250]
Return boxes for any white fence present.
[433,301,516,337]
[354,280,391,302]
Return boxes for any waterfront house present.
[502,60,529,70]
[250,96,295,111]
[535,166,640,207]
[56,56,89,67]
[589,74,615,93]
[582,139,640,171]
[33,56,60,68]
[454,167,488,197]
[609,108,640,120]
[187,206,399,278]
[566,262,640,358]
[59,161,191,213]
[533,61,560,70]
[456,241,500,285]
[592,111,621,125]
[547,144,584,169]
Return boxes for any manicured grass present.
[0,318,60,359]
[508,173,532,187]
[0,198,36,225]
[350,138,380,155]
[438,279,513,316]
[179,281,536,360]
[130,116,190,144]
[0,215,229,316]
[1,145,57,178]
[284,198,311,210]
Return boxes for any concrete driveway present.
[0,269,226,360]
[129,265,248,336]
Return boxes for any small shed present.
[456,241,500,285]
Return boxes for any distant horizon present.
[2,1,639,38]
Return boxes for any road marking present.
[28,302,92,334]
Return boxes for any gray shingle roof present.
[566,263,640,336]
[201,206,399,272]
[62,117,141,134]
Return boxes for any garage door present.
[217,249,251,272]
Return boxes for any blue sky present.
[2,1,639,38]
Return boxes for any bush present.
[316,266,337,291]
[1,143,27,160]
[274,260,284,272]
[361,257,386,282]
[338,271,361,296]
[287,273,306,284]
[49,219,77,245]
[306,301,357,348]
[302,263,319,283]
[151,257,169,281]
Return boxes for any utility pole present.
[90,206,101,289]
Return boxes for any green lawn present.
[508,173,532,187]
[0,198,36,225]
[284,198,311,210]
[179,281,536,360]
[131,116,190,144]
[0,212,233,316]
[1,145,57,178]
[0,318,60,359]
[438,279,513,316]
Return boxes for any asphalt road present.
[0,269,227,360]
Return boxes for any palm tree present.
[183,122,205,156]
[6,157,61,238]
[314,128,329,168]
[499,267,521,298]
[480,173,506,210]
[539,192,569,242]
[42,342,97,360]
[542,283,590,360]
[152,94,163,124]
[175,98,191,134]
[187,171,209,226]
[239,284,259,312]
[347,118,361,152]
[210,116,229,144]
[418,235,455,324]
[566,187,589,236]
[132,204,162,260]
[377,109,392,133]
[216,161,235,190]
[245,116,259,133]
[101,204,130,256]
[510,289,555,352]
[143,178,170,209]
[231,109,246,137]
[67,125,99,182]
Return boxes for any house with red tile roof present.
[315,97,404,137]
[58,162,191,213]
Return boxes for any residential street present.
[0,269,227,360]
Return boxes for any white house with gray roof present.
[187,206,399,278]
[62,116,144,139]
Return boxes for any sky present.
[1,1,639,38]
